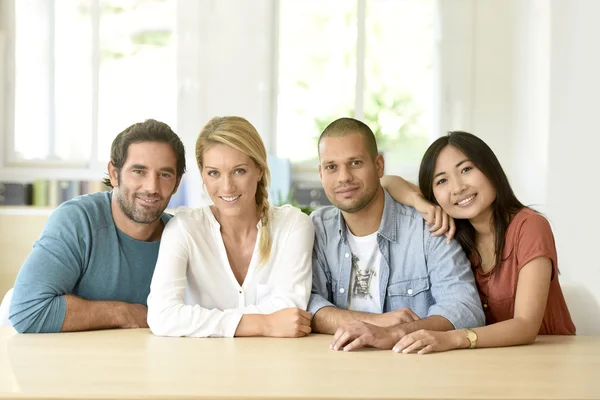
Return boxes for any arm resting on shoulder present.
[380,175,423,207]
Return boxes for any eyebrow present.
[321,156,363,165]
[129,164,175,174]
[433,159,470,179]
[204,163,249,169]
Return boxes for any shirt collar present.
[336,188,398,244]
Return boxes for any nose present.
[223,174,235,192]
[143,174,160,194]
[451,178,467,195]
[337,165,353,183]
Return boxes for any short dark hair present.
[102,119,186,188]
[418,131,525,272]
[318,117,379,159]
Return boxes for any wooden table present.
[0,327,597,400]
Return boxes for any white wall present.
[176,0,276,207]
[442,0,599,333]
[546,0,600,334]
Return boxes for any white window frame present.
[1,0,118,182]
[274,0,454,183]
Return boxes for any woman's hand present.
[392,329,466,355]
[413,194,456,242]
[264,308,312,337]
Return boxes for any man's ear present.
[375,154,385,178]
[107,161,119,188]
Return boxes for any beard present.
[329,185,378,214]
[116,188,165,224]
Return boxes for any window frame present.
[274,0,445,183]
[0,0,157,182]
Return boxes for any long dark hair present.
[418,131,525,270]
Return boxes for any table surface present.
[0,327,597,400]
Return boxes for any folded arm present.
[394,257,553,354]
[148,211,315,338]
[9,205,146,333]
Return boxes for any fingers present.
[298,310,313,320]
[423,206,435,226]
[404,308,420,322]
[428,206,442,232]
[342,336,366,352]
[445,217,457,243]
[330,328,355,351]
[430,209,449,236]
[392,330,427,353]
[296,323,312,336]
[399,338,428,354]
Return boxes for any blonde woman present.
[147,116,314,338]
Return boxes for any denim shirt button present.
[339,288,345,294]
[407,289,413,295]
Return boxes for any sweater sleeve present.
[9,203,88,333]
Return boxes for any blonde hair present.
[196,116,272,264]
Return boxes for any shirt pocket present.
[386,277,431,314]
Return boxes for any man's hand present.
[371,308,420,327]
[118,303,149,329]
[330,321,402,351]
[413,193,456,242]
[265,308,312,337]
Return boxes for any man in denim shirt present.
[308,117,484,351]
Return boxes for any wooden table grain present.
[0,327,597,400]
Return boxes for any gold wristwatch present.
[464,329,478,349]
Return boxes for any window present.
[5,0,176,173]
[276,0,435,178]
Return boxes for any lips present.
[220,195,241,203]
[137,196,161,205]
[335,186,359,195]
[455,194,476,206]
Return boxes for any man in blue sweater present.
[9,119,186,333]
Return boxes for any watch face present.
[466,330,477,347]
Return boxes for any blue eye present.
[207,170,218,177]
[234,168,246,175]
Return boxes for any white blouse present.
[147,205,314,338]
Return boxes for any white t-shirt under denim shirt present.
[346,228,382,313]
[147,205,314,338]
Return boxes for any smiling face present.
[431,145,496,221]
[201,143,263,218]
[109,141,179,225]
[318,132,384,214]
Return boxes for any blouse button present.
[239,290,243,294]
[344,252,350,258]
[407,289,413,295]
[339,288,345,294]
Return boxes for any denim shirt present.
[308,190,484,329]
